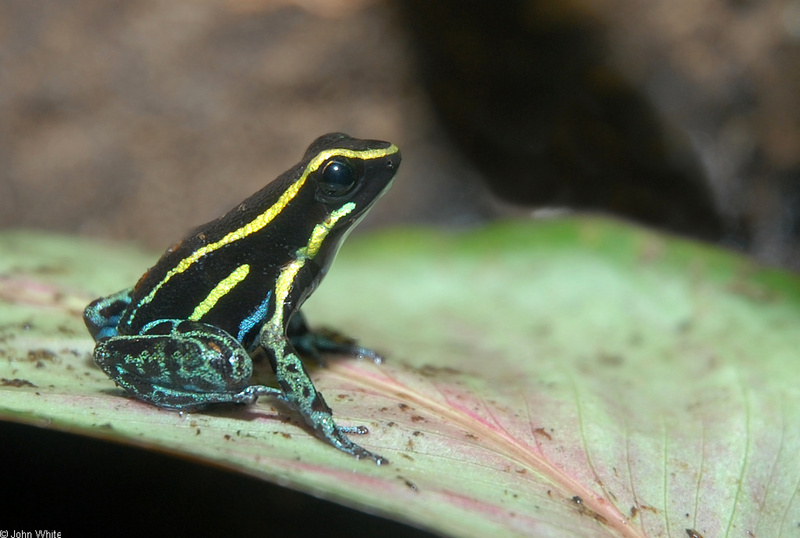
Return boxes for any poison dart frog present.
[83,133,400,464]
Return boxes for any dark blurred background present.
[3,0,800,267]
[3,0,800,534]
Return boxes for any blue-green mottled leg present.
[264,327,387,464]
[288,311,383,365]
[94,319,282,411]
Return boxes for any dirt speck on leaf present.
[1,378,37,387]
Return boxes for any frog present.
[83,133,400,465]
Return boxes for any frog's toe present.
[339,424,369,435]
[349,345,384,364]
[233,385,283,405]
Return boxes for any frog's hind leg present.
[105,369,282,410]
[83,288,134,341]
[93,319,282,411]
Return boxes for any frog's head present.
[302,132,401,229]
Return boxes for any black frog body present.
[83,133,400,464]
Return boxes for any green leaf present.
[1,219,799,537]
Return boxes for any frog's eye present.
[319,158,358,197]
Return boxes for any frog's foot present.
[237,385,386,462]
[313,415,388,465]
[287,312,383,365]
[293,327,384,365]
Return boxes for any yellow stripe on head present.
[305,145,400,174]
[306,202,356,257]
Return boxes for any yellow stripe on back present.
[189,263,250,321]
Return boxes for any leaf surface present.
[1,220,799,537]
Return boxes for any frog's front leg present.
[94,319,281,410]
[287,310,383,365]
[262,324,387,465]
